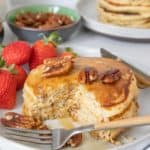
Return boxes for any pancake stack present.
[22,57,138,143]
[97,0,150,28]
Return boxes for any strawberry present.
[0,57,17,109]
[60,47,77,59]
[0,70,17,109]
[29,32,61,70]
[2,41,32,65]
[15,65,27,90]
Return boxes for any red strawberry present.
[2,41,32,65]
[60,47,77,59]
[0,57,17,109]
[0,70,17,109]
[15,65,27,90]
[29,32,61,70]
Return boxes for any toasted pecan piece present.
[66,133,83,147]
[42,57,73,77]
[1,112,46,129]
[101,69,121,84]
[78,67,98,84]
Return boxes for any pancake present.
[97,6,150,21]
[91,100,138,143]
[104,0,150,6]
[98,7,150,28]
[97,0,150,28]
[99,0,150,13]
[22,57,138,142]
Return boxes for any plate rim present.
[0,46,150,150]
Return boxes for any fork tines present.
[2,126,52,144]
[5,126,51,134]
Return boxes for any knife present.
[100,48,150,88]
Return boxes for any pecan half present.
[78,67,98,84]
[101,69,121,84]
[1,112,47,129]
[66,134,82,147]
[42,57,73,77]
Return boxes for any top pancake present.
[99,0,150,13]
[25,57,138,108]
[97,0,150,28]
[104,0,150,6]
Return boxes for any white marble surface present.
[1,0,150,150]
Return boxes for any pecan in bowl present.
[42,57,73,77]
[78,67,98,84]
[15,12,74,30]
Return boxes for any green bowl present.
[6,4,81,42]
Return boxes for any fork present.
[52,115,150,149]
[2,115,150,150]
[0,126,52,144]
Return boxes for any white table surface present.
[1,0,150,150]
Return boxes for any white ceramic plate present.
[77,0,150,40]
[0,47,150,150]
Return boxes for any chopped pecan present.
[42,57,73,77]
[66,133,82,147]
[1,112,45,129]
[78,67,98,84]
[101,69,121,84]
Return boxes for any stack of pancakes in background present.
[97,0,150,28]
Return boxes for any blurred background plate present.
[77,0,150,40]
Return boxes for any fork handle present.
[71,115,150,135]
[94,115,150,131]
[71,124,94,135]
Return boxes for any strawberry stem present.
[0,44,5,55]
[64,47,77,57]
[0,57,5,67]
[0,56,17,75]
[65,47,74,52]
[47,32,62,46]
[40,32,62,46]
[8,64,17,74]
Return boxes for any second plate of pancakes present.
[77,0,150,40]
